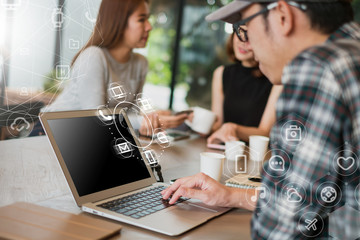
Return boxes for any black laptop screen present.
[47,114,151,197]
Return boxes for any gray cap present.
[205,0,253,24]
[205,0,342,24]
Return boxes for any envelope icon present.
[115,142,131,154]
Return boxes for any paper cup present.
[249,135,269,162]
[200,152,224,181]
[186,107,216,135]
[225,140,246,161]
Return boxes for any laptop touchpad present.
[168,202,221,222]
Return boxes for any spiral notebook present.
[225,174,262,189]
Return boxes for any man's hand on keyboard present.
[161,173,233,207]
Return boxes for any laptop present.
[40,109,230,236]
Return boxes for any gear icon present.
[320,186,337,203]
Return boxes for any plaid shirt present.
[251,22,360,239]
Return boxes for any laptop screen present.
[47,113,151,197]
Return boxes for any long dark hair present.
[71,0,149,66]
[226,32,263,77]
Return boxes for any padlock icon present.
[157,132,169,144]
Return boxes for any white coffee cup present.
[200,152,225,181]
[249,135,269,162]
[225,140,246,161]
[186,107,216,135]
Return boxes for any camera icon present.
[285,125,302,142]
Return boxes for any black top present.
[222,63,272,127]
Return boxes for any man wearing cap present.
[162,0,360,239]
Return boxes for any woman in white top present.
[44,0,152,112]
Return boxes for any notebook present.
[40,109,230,236]
[225,174,262,189]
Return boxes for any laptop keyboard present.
[97,186,186,219]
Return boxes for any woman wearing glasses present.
[207,29,282,143]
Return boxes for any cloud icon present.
[287,188,302,203]
[269,155,285,172]
[10,117,30,132]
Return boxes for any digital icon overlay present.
[235,154,247,174]
[268,155,285,172]
[263,150,291,178]
[298,212,324,237]
[96,106,113,125]
[320,186,337,203]
[109,85,126,100]
[285,125,302,142]
[337,156,355,171]
[137,98,153,112]
[51,8,63,28]
[245,184,271,209]
[251,186,266,202]
[144,150,158,165]
[157,132,169,144]
[280,182,307,209]
[287,187,303,203]
[85,9,96,24]
[19,87,29,96]
[69,38,80,50]
[315,181,342,208]
[55,65,70,80]
[280,119,307,146]
[10,117,30,132]
[113,138,133,158]
[332,150,358,176]
[115,142,131,154]
[305,218,318,231]
[6,112,34,138]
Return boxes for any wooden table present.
[0,136,253,239]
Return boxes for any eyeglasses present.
[233,1,307,42]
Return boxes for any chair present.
[0,101,44,140]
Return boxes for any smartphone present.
[207,142,225,150]
[174,110,193,116]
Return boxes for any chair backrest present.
[0,101,44,127]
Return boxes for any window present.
[145,0,231,111]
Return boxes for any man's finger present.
[161,178,186,199]
[169,187,207,205]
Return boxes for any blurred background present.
[0,0,359,140]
